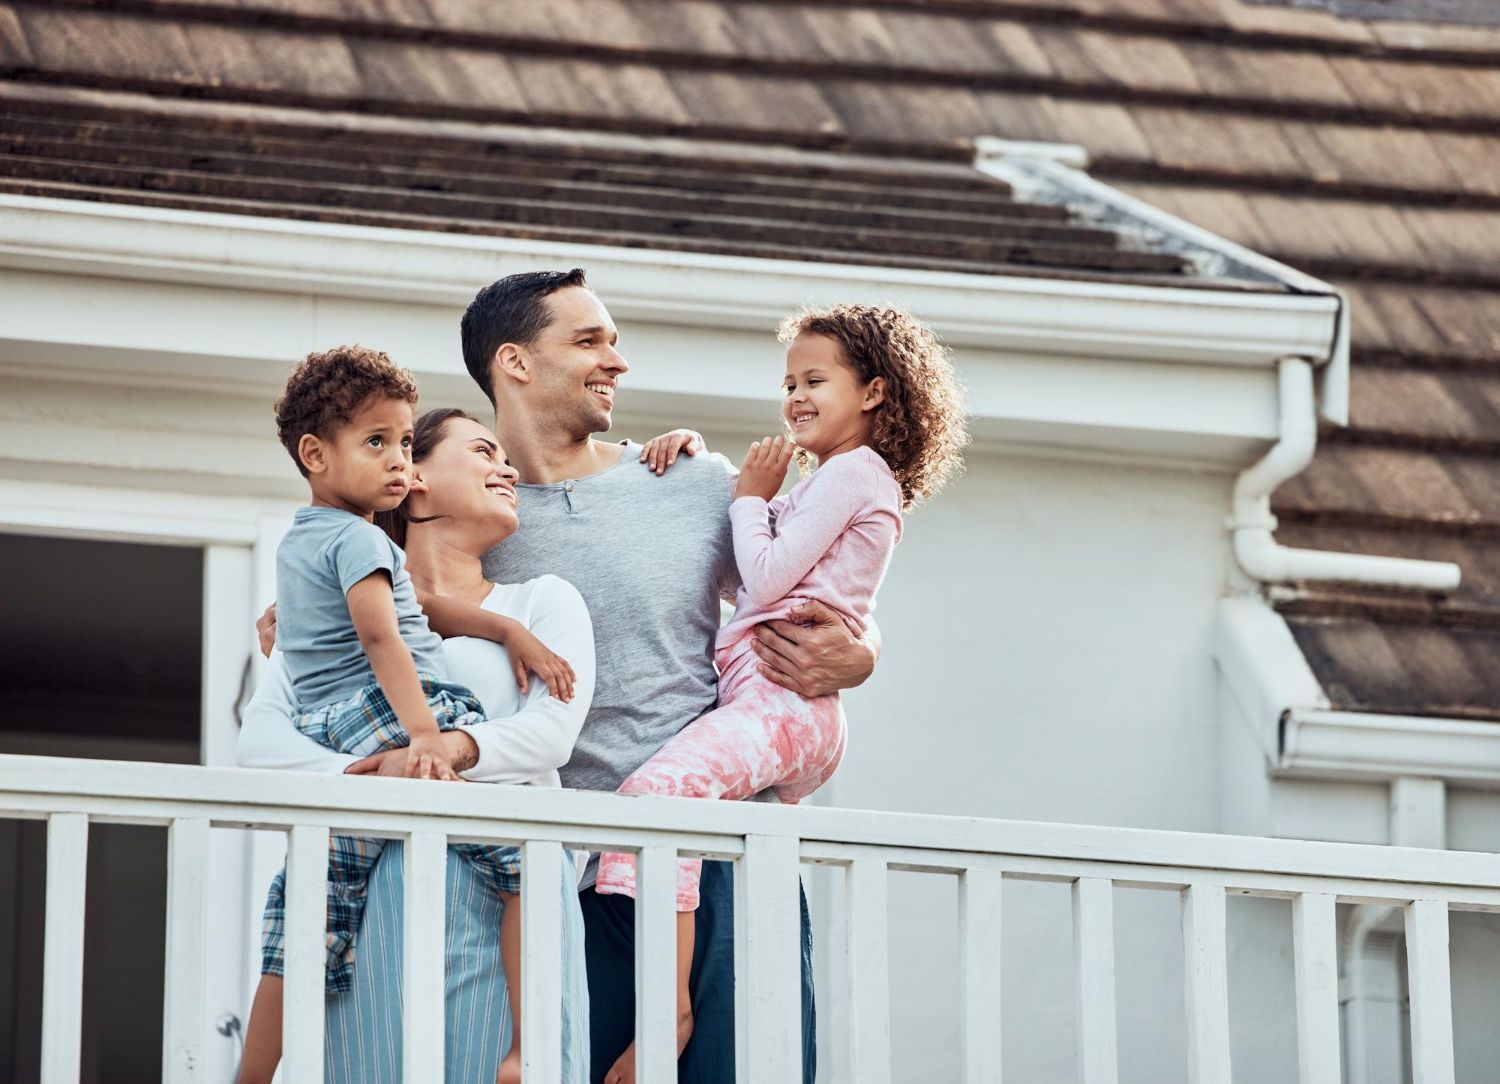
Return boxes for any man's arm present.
[750,602,881,699]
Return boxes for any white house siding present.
[4,258,1499,1081]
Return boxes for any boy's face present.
[302,396,415,516]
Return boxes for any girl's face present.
[781,332,883,460]
[407,417,520,553]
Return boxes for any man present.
[462,268,878,1083]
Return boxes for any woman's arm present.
[235,652,359,774]
[456,577,597,785]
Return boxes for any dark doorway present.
[0,533,202,1084]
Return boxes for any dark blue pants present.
[578,859,816,1083]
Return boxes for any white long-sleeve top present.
[236,575,595,787]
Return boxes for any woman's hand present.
[346,731,477,778]
[640,429,704,475]
[506,625,576,702]
[256,602,277,658]
[404,732,462,781]
[734,436,794,502]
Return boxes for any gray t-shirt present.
[483,441,737,793]
[277,505,447,712]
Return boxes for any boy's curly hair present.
[274,345,420,476]
[778,305,969,511]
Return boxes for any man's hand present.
[639,429,704,475]
[751,600,877,698]
[256,602,277,658]
[734,436,794,503]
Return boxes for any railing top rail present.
[1,753,1497,892]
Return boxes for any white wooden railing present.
[2,753,1497,1084]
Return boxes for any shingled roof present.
[3,0,1495,719]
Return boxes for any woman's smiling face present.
[408,416,520,551]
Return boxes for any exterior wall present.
[817,448,1234,1082]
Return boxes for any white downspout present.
[1230,358,1461,593]
[1340,779,1445,1084]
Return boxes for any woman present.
[237,407,594,1083]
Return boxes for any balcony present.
[2,751,1492,1084]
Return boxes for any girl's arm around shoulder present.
[455,575,597,785]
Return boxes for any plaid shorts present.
[260,675,522,992]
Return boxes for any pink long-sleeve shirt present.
[717,445,903,657]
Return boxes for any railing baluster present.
[1181,884,1232,1084]
[636,844,679,1083]
[283,824,329,1083]
[1291,892,1340,1084]
[1406,899,1456,1084]
[163,817,211,1084]
[734,834,802,1084]
[41,812,87,1084]
[1073,877,1118,1084]
[403,831,446,1082]
[959,866,1003,1084]
[521,839,564,1084]
[847,859,891,1084]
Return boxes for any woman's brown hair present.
[778,305,969,511]
[373,407,479,547]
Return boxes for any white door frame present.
[0,476,295,1080]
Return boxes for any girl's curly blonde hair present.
[778,304,969,511]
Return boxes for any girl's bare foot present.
[496,1048,522,1084]
[602,1008,694,1084]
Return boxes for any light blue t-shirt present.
[276,506,447,712]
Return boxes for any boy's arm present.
[417,590,575,701]
[346,573,457,781]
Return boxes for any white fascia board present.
[0,195,1339,368]
[1216,596,1500,787]
[1280,710,1500,789]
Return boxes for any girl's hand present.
[735,436,795,502]
[640,429,704,475]
[506,625,576,702]
[404,732,461,781]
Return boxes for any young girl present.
[595,303,969,1084]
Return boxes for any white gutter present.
[1230,358,1460,592]
[1218,597,1500,787]
[974,139,1351,425]
[1280,709,1500,786]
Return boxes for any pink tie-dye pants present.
[593,641,847,910]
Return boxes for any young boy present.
[238,346,525,1083]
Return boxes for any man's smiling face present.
[527,286,629,439]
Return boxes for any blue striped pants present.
[322,840,590,1083]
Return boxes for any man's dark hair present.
[461,268,589,405]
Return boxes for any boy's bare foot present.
[496,1048,522,1084]
[601,1008,694,1084]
